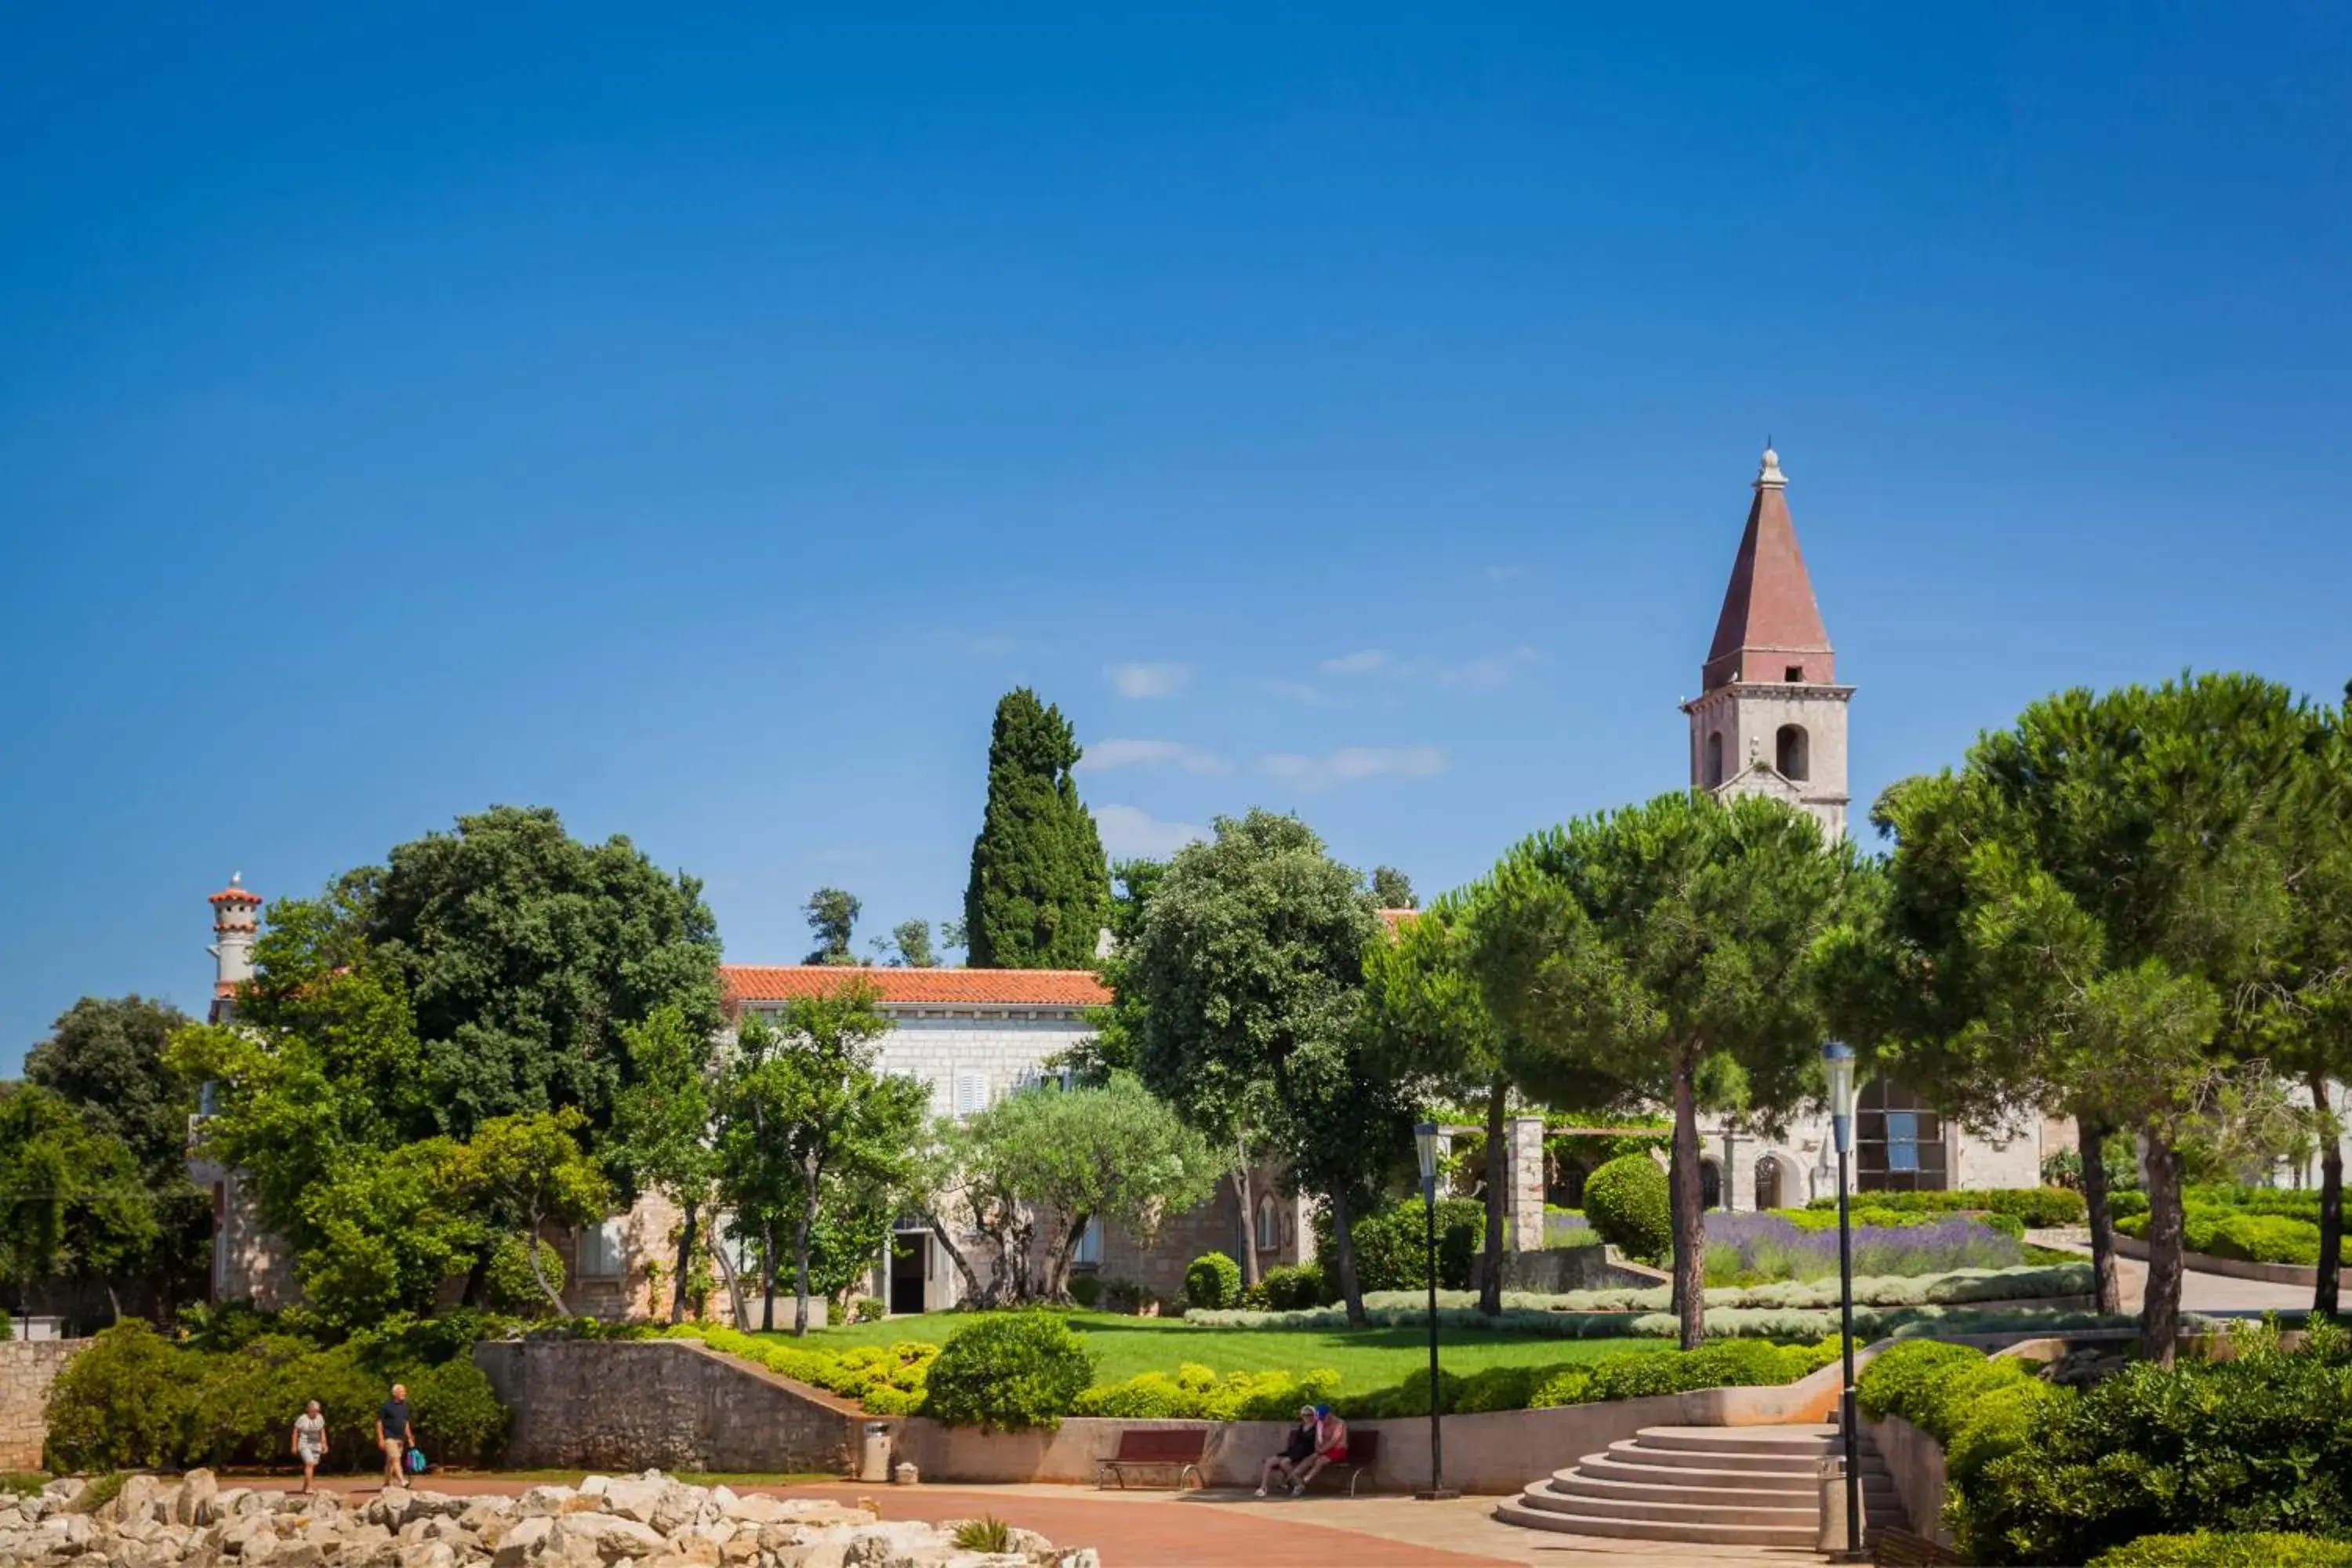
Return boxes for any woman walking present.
[291,1400,328,1493]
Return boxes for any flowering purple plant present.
[1701,1212,2020,1283]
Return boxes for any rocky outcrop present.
[0,1468,1098,1568]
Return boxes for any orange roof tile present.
[720,965,1110,1008]
[209,885,263,905]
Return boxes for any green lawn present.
[755,1310,1668,1390]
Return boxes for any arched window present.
[1754,1156,1784,1212]
[1256,1196,1280,1252]
[1704,731,1726,787]
[1776,724,1809,781]
[1699,1159,1723,1210]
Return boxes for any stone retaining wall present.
[0,1339,82,1470]
[472,1338,876,1475]
[1866,1413,1952,1548]
[2110,1232,2322,1287]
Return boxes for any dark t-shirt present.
[379,1399,411,1443]
[1281,1425,1316,1461]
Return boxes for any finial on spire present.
[1755,442,1787,491]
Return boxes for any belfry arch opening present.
[1704,731,1725,787]
[1775,724,1809,782]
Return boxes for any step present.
[1523,1477,1907,1528]
[1570,1452,1896,1494]
[1516,1481,1817,1526]
[1638,1423,1842,1455]
[1552,1461,1898,1505]
[1601,1436,1889,1476]
[1494,1497,1824,1548]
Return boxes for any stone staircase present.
[1495,1421,1907,1548]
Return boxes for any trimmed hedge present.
[920,1312,1094,1432]
[1584,1155,1670,1262]
[2089,1534,2352,1566]
[1317,1197,1486,1294]
[1240,1263,1332,1312]
[668,1323,938,1415]
[1804,1186,2087,1229]
[1184,1252,1243,1311]
[1855,1338,2068,1492]
[2116,1205,2352,1267]
[1074,1362,1339,1421]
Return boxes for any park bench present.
[1872,1526,1965,1566]
[1094,1427,1207,1490]
[1299,1427,1380,1497]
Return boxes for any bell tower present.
[1680,447,1852,840]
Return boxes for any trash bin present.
[861,1421,893,1483]
[1817,1453,1850,1555]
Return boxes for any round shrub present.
[2107,1190,2151,1221]
[1944,1378,2065,1489]
[1317,1198,1486,1293]
[1584,1155,1671,1263]
[854,1297,888,1322]
[2090,1534,2352,1567]
[44,1320,198,1472]
[1067,1274,1102,1308]
[408,1356,507,1465]
[922,1313,1095,1431]
[1856,1338,1984,1425]
[1184,1252,1243,1311]
[1243,1262,1332,1312]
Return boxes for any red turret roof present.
[1701,449,1835,690]
[209,880,263,906]
[720,966,1109,1008]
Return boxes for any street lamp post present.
[1822,1041,1864,1561]
[1412,1120,1457,1501]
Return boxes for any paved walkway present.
[2027,1229,2314,1312]
[281,1475,1816,1566]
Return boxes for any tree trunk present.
[1670,1064,1706,1352]
[1041,1209,1091,1303]
[2140,1132,2187,1367]
[1232,1143,1260,1289]
[706,1228,750,1331]
[105,1280,122,1325]
[2079,1118,2122,1317]
[670,1202,699,1325]
[926,1211,989,1305]
[793,1175,821,1338]
[760,1228,776,1333]
[2314,1072,2343,1319]
[1479,1080,1508,1316]
[1328,1186,1367,1327]
[523,1222,568,1317]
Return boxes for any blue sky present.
[4,4,2349,1071]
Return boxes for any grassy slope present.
[753,1310,1671,1388]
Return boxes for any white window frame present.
[577,1217,628,1279]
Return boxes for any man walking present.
[376,1383,414,1490]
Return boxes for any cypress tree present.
[963,689,1112,968]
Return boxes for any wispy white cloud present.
[1435,646,1539,691]
[1095,804,1210,858]
[1109,662,1192,699]
[1256,745,1450,789]
[1080,739,1232,775]
[1264,679,1339,707]
[1320,648,1410,678]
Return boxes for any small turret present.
[207,874,263,1011]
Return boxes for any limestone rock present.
[176,1470,220,1527]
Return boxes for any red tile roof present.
[1703,448,1835,690]
[720,966,1111,1008]
[209,884,263,906]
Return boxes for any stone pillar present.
[1505,1116,1547,1251]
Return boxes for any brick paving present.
[285,1474,1813,1564]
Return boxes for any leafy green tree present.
[1128,809,1410,1324]
[445,1108,612,1316]
[1369,866,1417,909]
[871,918,938,968]
[289,1140,476,1325]
[0,1084,159,1319]
[804,888,862,965]
[961,1076,1220,1302]
[355,804,724,1141]
[609,1004,724,1325]
[963,689,1111,968]
[1469,791,1860,1349]
[1363,889,1563,1315]
[24,996,209,1303]
[734,979,926,1334]
[2270,701,2352,1316]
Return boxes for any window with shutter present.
[953,1071,991,1118]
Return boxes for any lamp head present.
[1414,1120,1440,1185]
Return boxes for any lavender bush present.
[1703,1212,2020,1283]
[1544,1210,1596,1247]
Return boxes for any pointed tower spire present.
[1700,445,1833,689]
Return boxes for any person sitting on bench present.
[1255,1406,1320,1497]
[1287,1405,1348,1495]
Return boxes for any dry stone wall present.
[0,1339,81,1471]
[473,1338,872,1475]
